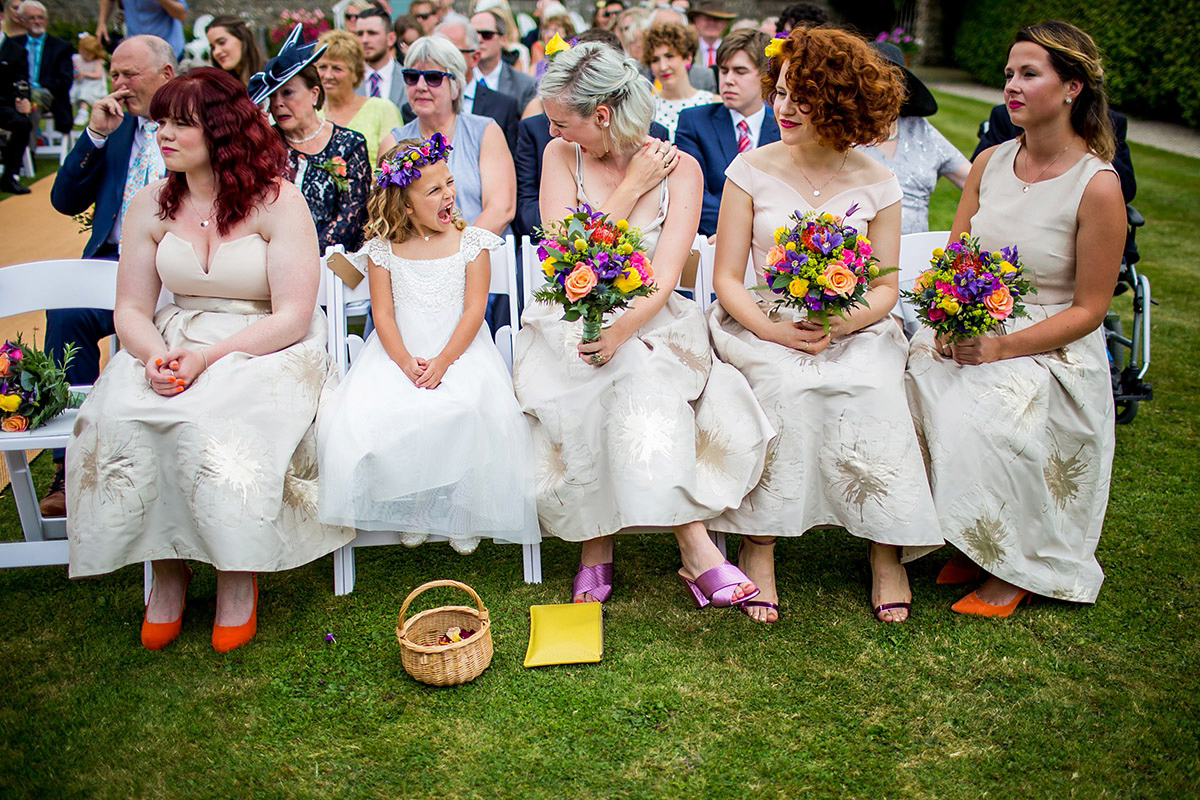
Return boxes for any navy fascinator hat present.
[246,25,329,106]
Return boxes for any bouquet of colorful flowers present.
[900,233,1033,342]
[269,9,330,53]
[534,204,657,343]
[759,204,888,329]
[0,337,83,432]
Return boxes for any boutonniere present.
[316,155,349,191]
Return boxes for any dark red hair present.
[150,68,290,235]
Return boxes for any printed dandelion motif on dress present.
[73,423,160,523]
[282,347,328,398]
[612,399,677,475]
[832,453,890,522]
[195,432,266,504]
[662,335,710,378]
[537,438,572,496]
[695,423,735,480]
[961,512,1008,569]
[282,453,319,519]
[986,372,1044,444]
[1044,440,1087,510]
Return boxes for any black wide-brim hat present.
[246,25,329,107]
[870,41,938,118]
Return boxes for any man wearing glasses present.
[431,13,519,154]
[469,9,535,116]
[408,0,439,37]
[594,0,626,32]
[354,7,406,110]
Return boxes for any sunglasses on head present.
[476,29,499,40]
[402,68,455,87]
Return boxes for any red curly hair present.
[150,68,289,236]
[764,27,904,152]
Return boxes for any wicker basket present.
[396,580,493,686]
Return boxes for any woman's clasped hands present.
[936,334,1005,365]
[145,348,209,396]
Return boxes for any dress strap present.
[574,143,588,205]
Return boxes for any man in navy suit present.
[469,9,537,115]
[0,1,73,135]
[353,7,407,111]
[675,29,779,237]
[39,34,175,516]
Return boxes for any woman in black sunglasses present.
[378,35,515,236]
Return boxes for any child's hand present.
[415,355,451,389]
[396,354,426,385]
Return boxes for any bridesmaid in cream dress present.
[706,28,943,624]
[905,22,1126,616]
[515,43,774,609]
[66,69,351,652]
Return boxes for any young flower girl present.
[317,134,538,553]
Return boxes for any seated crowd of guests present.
[11,3,1134,655]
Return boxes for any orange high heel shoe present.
[212,574,257,653]
[951,588,1032,618]
[141,565,193,651]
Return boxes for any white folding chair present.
[0,260,115,569]
[895,231,951,339]
[326,239,542,595]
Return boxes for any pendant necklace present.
[285,119,327,145]
[187,195,215,228]
[791,150,848,197]
[1019,141,1072,193]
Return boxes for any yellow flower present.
[774,226,788,244]
[867,264,879,278]
[574,238,587,252]
[939,297,961,315]
[788,278,809,297]
[616,219,629,231]
[784,242,796,251]
[0,394,19,412]
[614,267,643,293]
[544,33,572,58]
[764,38,784,58]
[931,247,944,259]
[999,260,1017,274]
[542,257,557,277]
[820,213,834,223]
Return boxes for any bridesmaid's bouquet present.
[534,204,657,343]
[0,337,83,432]
[900,233,1033,342]
[759,204,887,329]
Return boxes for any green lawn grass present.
[1,91,1198,799]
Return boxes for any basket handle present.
[397,579,487,630]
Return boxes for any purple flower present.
[844,203,860,219]
[811,229,843,255]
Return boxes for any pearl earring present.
[602,121,610,127]
[1066,97,1073,104]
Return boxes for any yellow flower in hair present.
[765,38,785,58]
[545,33,571,58]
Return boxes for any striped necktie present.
[737,120,752,153]
[368,72,382,98]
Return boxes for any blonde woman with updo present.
[905,21,1126,617]
[317,30,403,162]
[514,42,773,611]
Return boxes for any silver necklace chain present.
[791,150,849,197]
[187,194,215,228]
[1019,141,1072,193]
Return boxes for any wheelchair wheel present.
[1115,396,1139,425]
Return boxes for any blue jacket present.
[50,116,137,258]
[675,103,780,236]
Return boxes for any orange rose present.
[822,263,857,297]
[765,245,786,267]
[984,285,1015,319]
[564,264,598,301]
[0,354,9,377]
[1,414,28,432]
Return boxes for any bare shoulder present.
[671,149,702,184]
[742,140,785,171]
[544,137,573,164]
[1080,166,1124,214]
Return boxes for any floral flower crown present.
[375,132,453,190]
[765,32,788,59]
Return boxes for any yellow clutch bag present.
[523,603,603,668]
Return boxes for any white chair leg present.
[2,451,45,542]
[143,561,153,605]
[333,542,356,595]
[20,148,34,178]
[522,542,543,583]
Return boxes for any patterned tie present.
[368,72,382,98]
[119,121,165,250]
[737,120,752,153]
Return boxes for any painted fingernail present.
[155,359,162,365]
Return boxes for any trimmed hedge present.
[954,0,1200,127]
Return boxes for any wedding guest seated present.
[250,27,372,255]
[205,15,265,88]
[353,7,406,111]
[513,27,670,240]
[65,67,352,653]
[861,41,969,234]
[0,32,31,195]
[469,8,536,115]
[0,1,73,136]
[642,22,716,141]
[907,21,1126,617]
[318,29,403,162]
[380,33,515,237]
[431,15,520,154]
[675,28,780,237]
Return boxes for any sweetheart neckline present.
[161,231,265,276]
